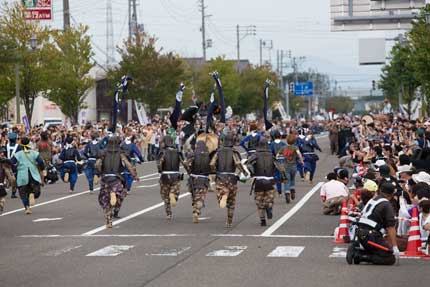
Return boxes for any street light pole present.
[15,64,20,124]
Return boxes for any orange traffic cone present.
[402,207,425,257]
[334,199,350,244]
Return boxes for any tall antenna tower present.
[106,0,115,68]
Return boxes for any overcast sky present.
[9,0,406,91]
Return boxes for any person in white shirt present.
[320,171,349,215]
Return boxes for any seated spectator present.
[320,171,349,215]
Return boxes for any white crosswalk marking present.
[86,245,134,257]
[267,246,305,258]
[44,245,82,256]
[329,247,347,258]
[33,218,63,222]
[206,246,247,257]
[147,247,191,256]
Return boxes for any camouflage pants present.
[160,180,181,216]
[215,179,238,224]
[254,189,275,219]
[98,179,126,225]
[192,188,208,216]
[4,167,16,193]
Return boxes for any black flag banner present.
[111,75,132,132]
[169,83,185,130]
[206,85,217,133]
[263,79,273,131]
[212,71,226,124]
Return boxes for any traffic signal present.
[289,82,294,94]
[372,80,376,90]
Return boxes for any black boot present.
[260,219,267,226]
[11,192,17,199]
[290,189,296,200]
[285,193,291,204]
[113,210,120,218]
[266,207,273,220]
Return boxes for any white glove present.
[392,246,400,257]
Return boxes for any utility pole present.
[260,39,263,66]
[15,65,20,124]
[63,0,70,31]
[106,0,114,68]
[237,24,240,72]
[199,0,207,61]
[235,25,256,72]
[126,0,138,122]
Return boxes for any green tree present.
[238,64,280,115]
[408,5,430,115]
[325,96,353,114]
[190,56,241,110]
[110,34,185,113]
[44,25,95,124]
[379,43,419,118]
[0,3,50,123]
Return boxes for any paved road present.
[0,136,427,287]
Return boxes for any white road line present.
[86,245,134,257]
[329,247,347,258]
[198,217,211,221]
[81,192,191,236]
[147,247,191,256]
[19,233,331,239]
[206,246,247,257]
[44,245,82,256]
[33,217,63,222]
[136,183,159,188]
[19,234,195,238]
[267,246,305,257]
[261,182,324,237]
[0,172,159,217]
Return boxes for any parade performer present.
[59,137,81,193]
[187,140,211,224]
[301,130,321,183]
[83,132,102,193]
[11,137,44,214]
[277,134,304,203]
[247,138,285,226]
[295,128,306,181]
[35,131,53,184]
[0,147,12,214]
[270,130,286,196]
[210,133,247,227]
[157,135,187,220]
[4,132,20,198]
[240,123,261,157]
[96,136,137,227]
[120,135,143,192]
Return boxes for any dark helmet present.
[223,133,234,147]
[257,137,270,151]
[162,136,174,148]
[106,136,121,152]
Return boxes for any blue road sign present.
[294,82,313,96]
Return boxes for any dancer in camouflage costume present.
[210,133,248,227]
[96,136,137,228]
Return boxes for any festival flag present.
[169,83,185,130]
[111,75,132,132]
[212,71,226,123]
[263,79,273,131]
[206,85,217,133]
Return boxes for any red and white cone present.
[402,207,425,257]
[334,199,350,244]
